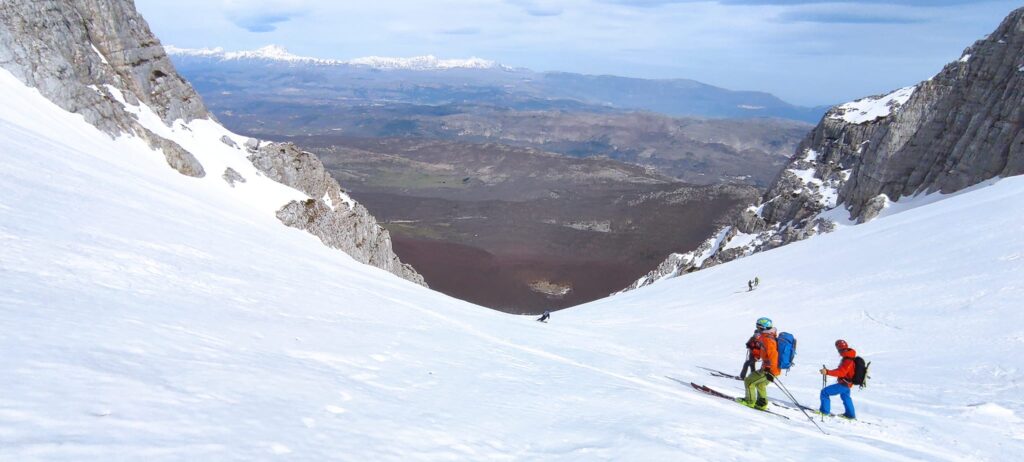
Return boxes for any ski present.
[688,382,791,420]
[696,367,819,412]
[697,366,742,381]
[773,400,817,413]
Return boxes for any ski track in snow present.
[1,67,1023,460]
[376,297,957,460]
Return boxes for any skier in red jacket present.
[819,339,857,419]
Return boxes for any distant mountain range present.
[166,45,829,123]
[165,45,505,70]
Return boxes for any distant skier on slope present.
[738,317,779,410]
[747,280,754,291]
[754,276,760,287]
[537,311,550,322]
[818,339,857,419]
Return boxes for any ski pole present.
[821,364,827,422]
[776,378,827,435]
[773,377,828,435]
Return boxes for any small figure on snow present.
[738,317,779,411]
[819,339,857,419]
[747,280,754,291]
[754,276,760,287]
[537,311,550,323]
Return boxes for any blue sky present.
[135,0,1019,106]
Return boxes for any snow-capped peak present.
[164,45,338,65]
[165,45,505,70]
[224,45,324,63]
[346,55,499,70]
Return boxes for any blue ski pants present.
[819,383,855,418]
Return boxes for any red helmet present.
[835,339,849,350]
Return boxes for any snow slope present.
[1,67,1023,460]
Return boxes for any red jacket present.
[749,330,780,376]
[826,348,857,387]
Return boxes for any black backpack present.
[851,357,871,387]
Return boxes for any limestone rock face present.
[0,0,208,176]
[625,7,1024,292]
[0,0,424,286]
[248,143,336,200]
[793,7,1024,222]
[251,142,427,286]
[153,136,205,178]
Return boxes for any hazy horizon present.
[137,0,1019,106]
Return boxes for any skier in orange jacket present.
[739,317,779,410]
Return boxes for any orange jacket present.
[827,348,857,387]
[750,330,780,376]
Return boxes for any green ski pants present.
[744,370,770,406]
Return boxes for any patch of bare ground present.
[391,237,655,314]
[355,187,754,313]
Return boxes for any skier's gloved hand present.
[819,368,828,375]
[766,373,775,382]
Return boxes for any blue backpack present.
[777,332,797,370]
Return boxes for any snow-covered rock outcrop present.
[0,0,207,177]
[248,141,424,285]
[0,0,424,285]
[626,6,1024,291]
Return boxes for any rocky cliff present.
[247,141,424,285]
[0,0,424,285]
[0,0,207,176]
[625,7,1024,292]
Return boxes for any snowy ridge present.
[86,81,305,216]
[165,45,340,65]
[165,45,505,70]
[829,86,917,124]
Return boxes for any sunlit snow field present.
[1,69,1023,460]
